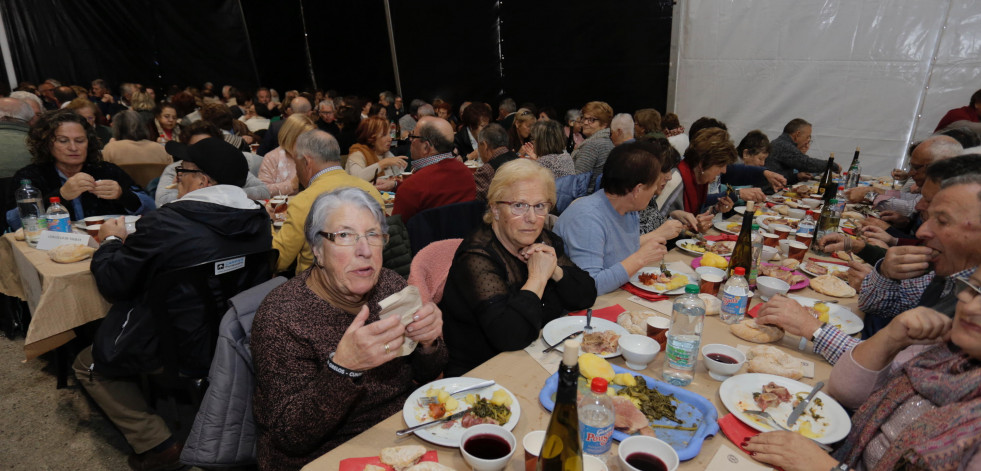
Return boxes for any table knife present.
[542,330,584,353]
[585,309,593,332]
[787,381,824,427]
[396,408,471,436]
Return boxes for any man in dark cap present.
[73,138,272,470]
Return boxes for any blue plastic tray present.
[538,364,719,461]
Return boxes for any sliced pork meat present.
[613,396,651,434]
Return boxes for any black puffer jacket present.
[383,214,411,278]
[90,187,272,377]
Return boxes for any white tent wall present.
[667,0,981,176]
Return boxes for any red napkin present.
[841,227,856,235]
[747,303,763,318]
[339,450,439,471]
[705,234,738,242]
[718,413,761,454]
[807,257,848,266]
[570,304,626,323]
[620,283,670,302]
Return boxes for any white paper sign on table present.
[524,335,561,373]
[705,444,773,470]
[36,230,97,251]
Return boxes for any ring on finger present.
[384,343,390,354]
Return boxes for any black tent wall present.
[2,0,670,114]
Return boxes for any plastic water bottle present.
[16,180,47,247]
[720,267,751,324]
[797,210,817,238]
[45,197,71,233]
[749,223,763,286]
[663,284,705,386]
[845,164,862,190]
[578,377,614,465]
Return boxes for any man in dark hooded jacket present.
[73,138,272,471]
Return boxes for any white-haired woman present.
[252,187,447,470]
[440,159,597,376]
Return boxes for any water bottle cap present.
[49,196,60,203]
[837,185,844,190]
[685,284,700,294]
[20,179,30,185]
[733,267,745,276]
[751,223,759,230]
[829,199,837,204]
[590,377,609,394]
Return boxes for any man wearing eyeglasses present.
[765,118,839,185]
[316,100,341,140]
[74,137,272,470]
[391,117,476,223]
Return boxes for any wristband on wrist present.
[327,352,365,378]
[101,235,122,246]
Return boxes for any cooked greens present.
[616,375,681,424]
[471,397,511,425]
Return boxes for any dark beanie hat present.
[166,137,248,187]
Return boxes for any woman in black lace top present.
[440,159,597,376]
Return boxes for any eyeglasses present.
[175,166,204,175]
[318,230,389,246]
[580,116,599,125]
[407,134,428,144]
[955,275,981,302]
[495,201,551,217]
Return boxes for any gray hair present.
[478,123,509,149]
[418,119,454,153]
[304,187,388,249]
[112,110,152,141]
[565,109,581,125]
[295,129,340,164]
[408,99,426,115]
[531,120,565,156]
[2,96,36,121]
[379,90,395,103]
[922,135,964,162]
[317,100,334,111]
[11,91,43,111]
[417,104,435,117]
[290,96,312,114]
[611,113,635,137]
[499,98,516,114]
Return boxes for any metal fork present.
[417,379,497,406]
[742,410,833,452]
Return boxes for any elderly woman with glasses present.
[745,268,981,471]
[440,159,597,376]
[251,187,447,470]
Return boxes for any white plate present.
[757,215,801,232]
[713,220,742,235]
[799,261,848,278]
[402,377,520,447]
[719,373,850,444]
[629,266,695,295]
[542,316,629,358]
[785,294,863,335]
[676,238,708,257]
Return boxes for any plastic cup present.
[787,240,808,262]
[83,216,105,226]
[699,273,723,297]
[762,232,780,247]
[85,224,101,242]
[646,316,670,352]
[522,430,545,471]
[772,224,793,240]
[795,232,814,249]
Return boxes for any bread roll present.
[48,244,96,263]
[730,319,784,343]
[842,210,864,220]
[780,258,800,270]
[698,293,721,316]
[811,274,857,298]
[405,463,457,471]
[746,345,804,380]
[14,227,25,241]
[380,445,428,471]
[617,311,654,335]
[364,465,387,471]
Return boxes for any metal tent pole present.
[0,6,18,90]
[298,0,317,90]
[383,0,402,97]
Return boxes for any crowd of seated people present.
[4,78,981,471]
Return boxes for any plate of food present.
[539,361,719,460]
[757,216,801,232]
[402,377,520,447]
[630,266,692,295]
[719,373,850,444]
[676,238,734,257]
[713,220,743,235]
[542,316,627,358]
[799,260,848,279]
[758,263,809,290]
[784,294,863,335]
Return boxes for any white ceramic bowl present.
[786,208,806,219]
[701,343,747,380]
[761,245,779,261]
[583,454,609,471]
[460,424,516,471]
[756,276,790,300]
[618,436,679,471]
[802,198,823,209]
[619,334,659,370]
[695,266,726,281]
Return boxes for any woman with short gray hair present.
[99,110,173,176]
[252,187,447,470]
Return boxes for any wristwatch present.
[811,322,829,342]
[101,235,122,246]
[799,322,829,350]
[831,463,849,471]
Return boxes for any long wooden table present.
[304,246,860,470]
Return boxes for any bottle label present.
[666,338,699,370]
[721,291,749,316]
[47,215,70,233]
[580,423,613,455]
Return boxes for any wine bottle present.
[727,201,755,277]
[845,147,861,189]
[817,154,835,196]
[813,198,842,255]
[538,340,584,471]
[566,127,576,154]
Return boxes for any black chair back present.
[406,200,486,255]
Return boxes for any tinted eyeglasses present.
[318,230,389,246]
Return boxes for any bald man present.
[392,116,476,223]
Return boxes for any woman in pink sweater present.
[745,268,981,471]
[258,114,315,196]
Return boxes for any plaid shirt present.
[858,260,934,320]
[813,326,861,365]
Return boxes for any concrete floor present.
[0,335,217,470]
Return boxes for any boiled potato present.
[612,373,637,387]
[444,396,459,411]
[702,252,728,269]
[464,393,477,406]
[491,389,512,407]
[814,302,830,323]
[437,389,450,404]
[579,353,615,381]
